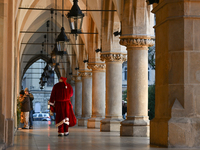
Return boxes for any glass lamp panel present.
[69,18,75,30]
[57,41,67,52]
[52,55,56,66]
[69,17,82,32]
[77,17,83,31]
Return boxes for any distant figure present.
[19,89,31,129]
[122,100,127,119]
[49,77,76,136]
[24,88,34,129]
[19,90,25,124]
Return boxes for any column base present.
[78,117,90,126]
[120,119,149,137]
[100,118,123,132]
[5,118,14,147]
[0,113,5,145]
[169,117,200,148]
[87,117,104,129]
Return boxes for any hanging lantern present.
[56,27,70,52]
[67,0,84,34]
[41,72,48,83]
[51,44,58,67]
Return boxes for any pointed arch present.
[22,54,61,80]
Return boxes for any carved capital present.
[72,76,82,82]
[100,53,127,62]
[78,72,92,77]
[120,38,154,47]
[87,63,106,71]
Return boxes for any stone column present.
[100,53,126,132]
[78,72,92,126]
[87,63,106,128]
[120,38,154,137]
[70,80,76,113]
[151,0,200,148]
[74,75,82,119]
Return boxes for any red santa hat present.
[60,77,67,89]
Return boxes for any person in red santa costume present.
[48,77,76,136]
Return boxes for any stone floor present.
[4,121,197,150]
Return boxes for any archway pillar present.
[69,80,76,113]
[78,71,92,126]
[120,37,154,137]
[100,53,126,132]
[73,75,82,119]
[151,0,200,148]
[87,63,106,129]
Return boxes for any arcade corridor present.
[3,121,197,150]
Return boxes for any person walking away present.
[24,88,34,129]
[20,89,31,129]
[49,77,76,136]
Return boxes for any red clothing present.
[49,81,76,132]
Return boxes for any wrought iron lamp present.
[95,48,102,53]
[67,0,84,35]
[83,59,88,63]
[51,44,58,67]
[146,0,159,5]
[56,0,70,52]
[56,27,70,52]
[113,31,121,36]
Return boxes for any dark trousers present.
[29,110,34,127]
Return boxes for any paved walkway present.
[5,121,195,150]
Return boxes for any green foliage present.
[122,89,127,102]
[148,84,155,120]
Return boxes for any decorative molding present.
[72,76,82,82]
[78,72,92,77]
[100,53,127,62]
[87,63,106,71]
[119,38,154,47]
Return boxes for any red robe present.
[49,81,76,127]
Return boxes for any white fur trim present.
[65,86,67,89]
[48,101,54,106]
[64,132,69,136]
[56,118,69,127]
[58,133,64,136]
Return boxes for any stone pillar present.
[151,0,200,148]
[87,63,106,128]
[100,53,126,132]
[70,80,75,113]
[74,76,82,119]
[78,72,92,126]
[120,38,154,137]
